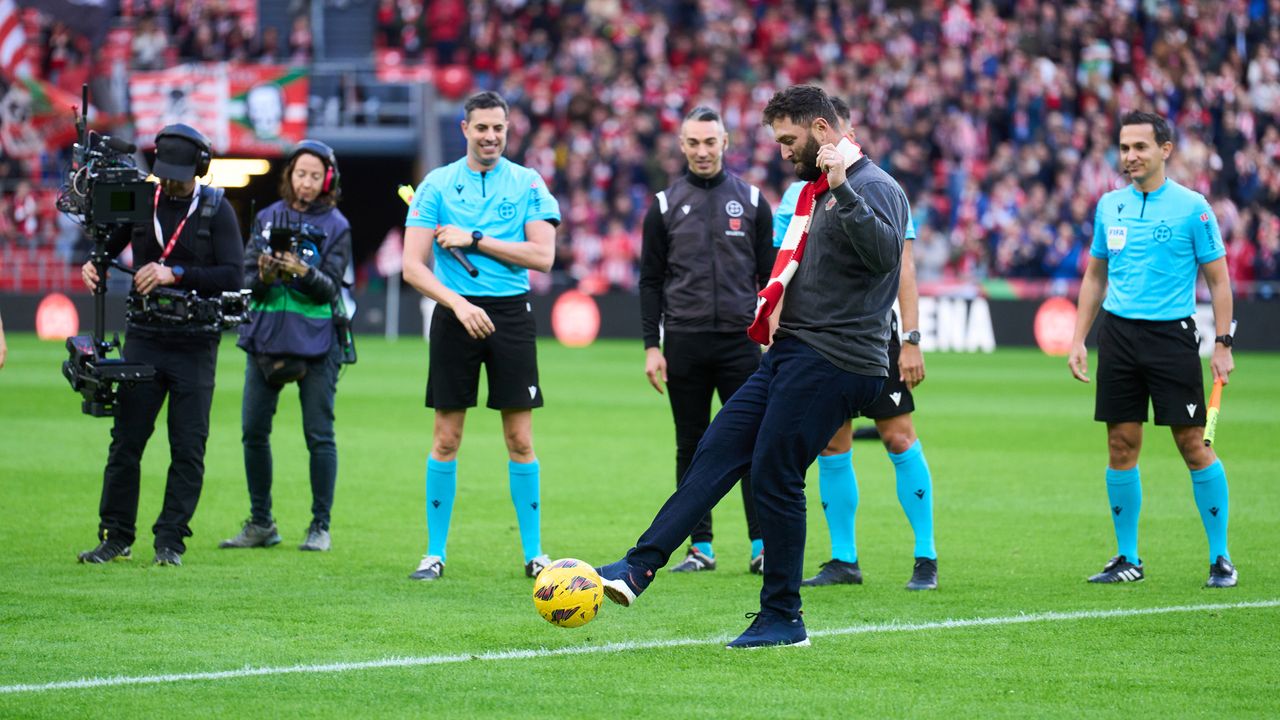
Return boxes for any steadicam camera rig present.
[56,86,250,416]
[56,85,156,417]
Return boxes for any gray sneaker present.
[409,555,444,581]
[153,546,183,566]
[299,525,331,552]
[218,520,282,549]
[525,553,552,578]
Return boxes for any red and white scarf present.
[747,137,863,346]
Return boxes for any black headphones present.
[288,139,340,195]
[154,123,213,177]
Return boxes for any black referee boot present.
[801,559,862,586]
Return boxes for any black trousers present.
[98,332,219,553]
[663,330,762,545]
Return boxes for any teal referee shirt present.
[1090,178,1224,321]
[406,156,561,297]
[774,179,916,248]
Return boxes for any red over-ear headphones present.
[287,139,340,195]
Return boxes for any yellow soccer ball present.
[532,559,604,628]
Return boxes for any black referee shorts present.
[854,338,915,420]
[1095,310,1205,426]
[426,294,543,410]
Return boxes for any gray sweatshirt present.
[774,157,908,376]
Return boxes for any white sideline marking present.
[2,599,1276,695]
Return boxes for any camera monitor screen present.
[91,180,155,225]
[109,190,137,212]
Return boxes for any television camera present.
[55,86,156,416]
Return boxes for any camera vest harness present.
[238,201,350,360]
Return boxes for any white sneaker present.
[409,555,444,580]
[525,554,552,578]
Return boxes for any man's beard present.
[792,135,822,181]
[161,179,195,198]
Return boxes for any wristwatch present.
[471,230,483,249]
[1215,334,1233,348]
[904,329,921,345]
[171,265,185,284]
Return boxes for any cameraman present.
[78,124,243,567]
[220,140,351,553]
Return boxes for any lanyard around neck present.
[153,183,202,264]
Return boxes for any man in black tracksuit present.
[639,106,775,574]
[77,124,243,567]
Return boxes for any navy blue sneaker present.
[725,611,811,649]
[906,557,938,591]
[1205,556,1237,588]
[801,559,862,587]
[595,558,653,607]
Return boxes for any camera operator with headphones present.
[78,124,244,567]
[219,140,352,553]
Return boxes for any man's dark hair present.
[684,105,722,124]
[761,85,838,128]
[831,97,852,125]
[1119,110,1173,145]
[464,91,509,120]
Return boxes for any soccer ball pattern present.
[532,559,603,628]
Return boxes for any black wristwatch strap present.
[1215,334,1233,348]
[471,230,482,249]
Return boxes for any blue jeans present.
[627,337,884,618]
[241,344,341,529]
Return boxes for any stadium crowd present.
[379,0,1280,296]
[6,0,1280,298]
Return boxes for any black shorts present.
[1095,311,1205,426]
[853,338,915,420]
[426,295,543,410]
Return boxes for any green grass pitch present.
[1,333,1277,717]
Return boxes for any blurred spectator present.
[914,224,950,284]
[132,14,168,70]
[13,182,39,249]
[289,15,314,62]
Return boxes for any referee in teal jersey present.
[1069,111,1237,588]
[401,91,561,582]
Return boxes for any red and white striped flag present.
[747,137,862,345]
[0,0,32,80]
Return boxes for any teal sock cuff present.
[428,457,457,471]
[1106,466,1140,485]
[818,451,853,469]
[888,439,922,465]
[1190,460,1223,483]
[509,458,539,475]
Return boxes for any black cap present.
[153,135,201,180]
